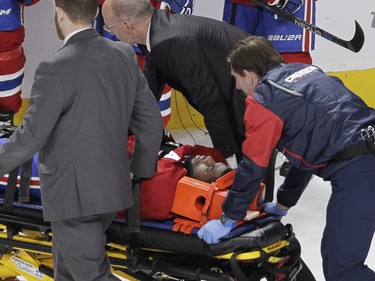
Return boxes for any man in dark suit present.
[102,0,278,203]
[0,0,163,280]
[102,0,250,166]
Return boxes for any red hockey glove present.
[267,0,303,14]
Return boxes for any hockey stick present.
[250,0,365,53]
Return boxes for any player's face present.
[190,155,228,183]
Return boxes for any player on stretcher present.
[0,135,316,281]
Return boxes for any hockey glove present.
[198,214,237,244]
[267,0,304,14]
[263,202,289,216]
[158,0,194,14]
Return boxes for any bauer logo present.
[11,256,45,279]
[285,66,319,83]
[268,34,302,41]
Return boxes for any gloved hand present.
[267,0,303,14]
[198,215,237,244]
[159,0,194,14]
[263,202,289,216]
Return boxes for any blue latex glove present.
[198,218,236,244]
[263,202,289,216]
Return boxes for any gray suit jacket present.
[0,29,163,221]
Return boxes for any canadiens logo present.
[285,66,319,83]
[0,9,12,15]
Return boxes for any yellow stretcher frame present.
[0,223,291,281]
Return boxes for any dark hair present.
[227,36,285,77]
[55,0,97,24]
[183,156,233,181]
[183,156,194,177]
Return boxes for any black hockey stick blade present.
[250,0,365,53]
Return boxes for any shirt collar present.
[146,21,151,52]
[64,27,92,45]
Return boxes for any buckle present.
[360,125,375,143]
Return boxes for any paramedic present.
[223,0,316,202]
[198,36,375,281]
[0,0,163,280]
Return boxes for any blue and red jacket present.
[223,0,316,56]
[223,63,375,220]
[0,0,39,31]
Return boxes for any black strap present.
[230,250,256,281]
[18,158,32,202]
[127,178,141,233]
[229,2,238,25]
[3,168,19,214]
[331,140,375,163]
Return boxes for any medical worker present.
[198,36,375,281]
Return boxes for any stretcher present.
[0,183,316,281]
[0,132,316,281]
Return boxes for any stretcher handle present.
[3,168,19,214]
[18,158,33,202]
[127,177,141,233]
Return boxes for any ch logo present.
[372,12,375,28]
[0,9,12,15]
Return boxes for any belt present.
[331,139,375,163]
